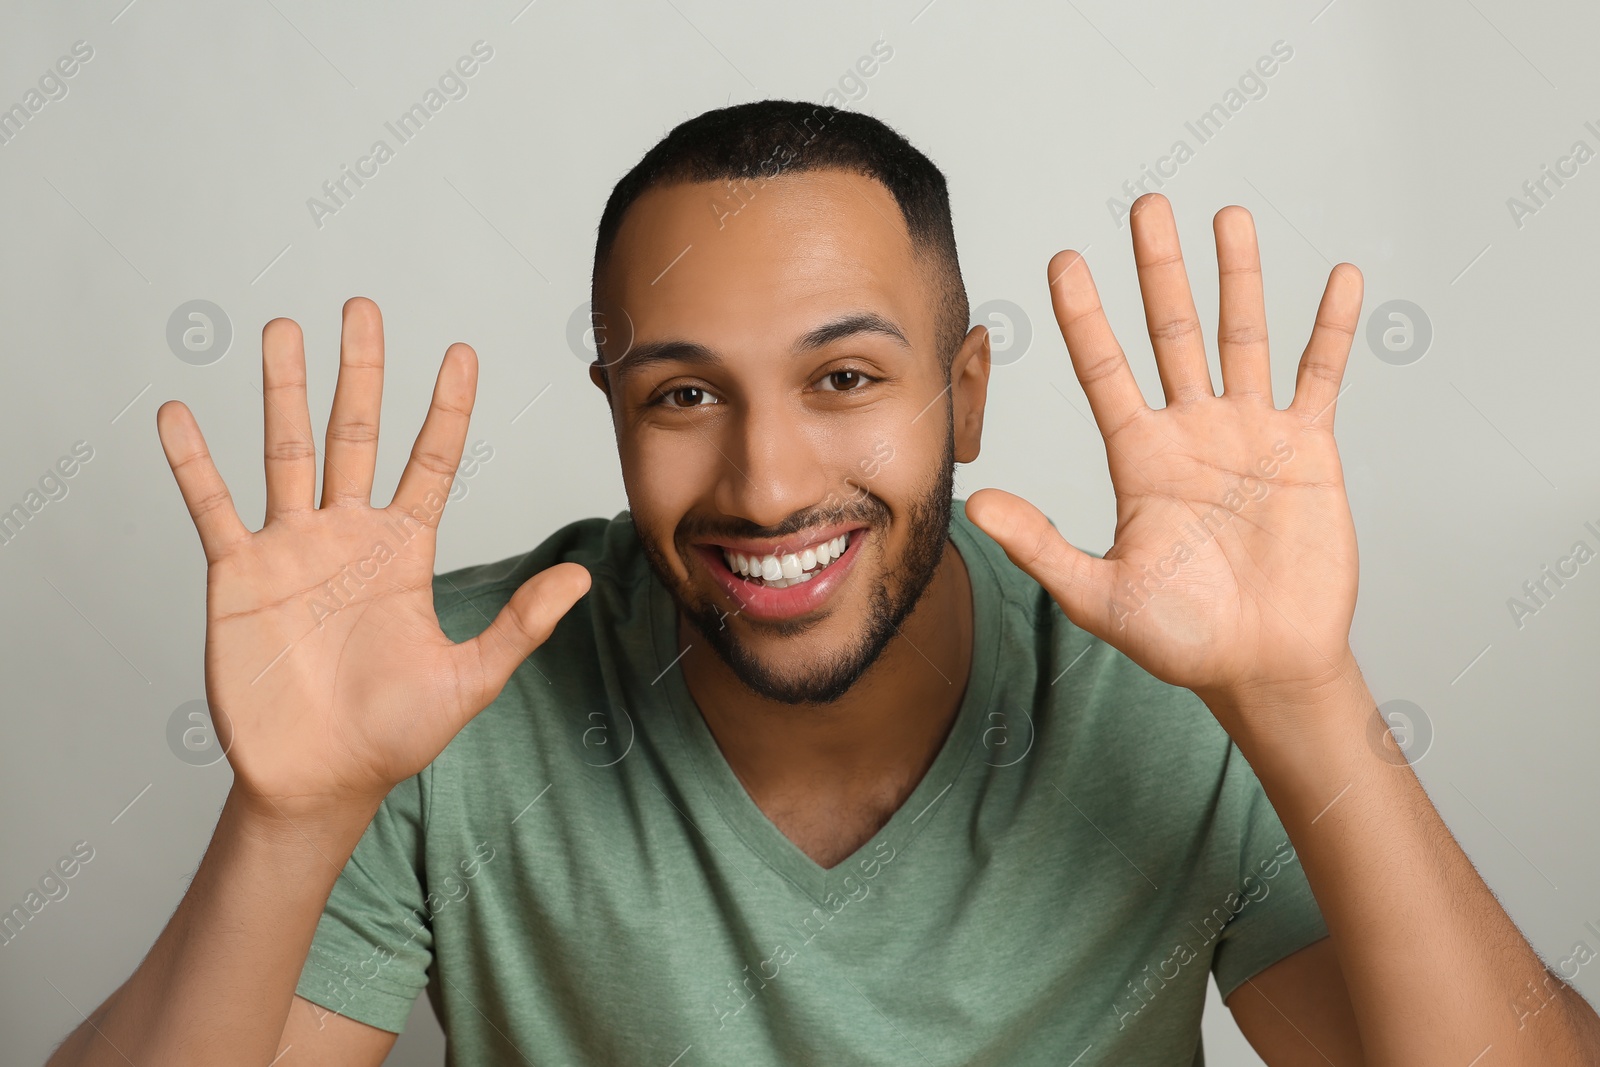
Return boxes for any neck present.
[678,538,975,804]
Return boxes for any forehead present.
[596,168,930,361]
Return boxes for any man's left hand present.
[967,193,1365,727]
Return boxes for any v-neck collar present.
[648,510,1002,905]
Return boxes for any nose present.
[712,398,829,531]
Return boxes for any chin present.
[640,443,959,706]
[697,610,895,706]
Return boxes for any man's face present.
[591,168,983,705]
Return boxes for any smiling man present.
[51,101,1600,1066]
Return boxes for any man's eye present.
[656,385,717,408]
[818,370,871,392]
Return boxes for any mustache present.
[681,493,888,544]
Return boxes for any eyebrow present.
[608,311,912,379]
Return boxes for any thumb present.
[457,562,592,708]
[964,489,1111,631]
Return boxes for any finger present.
[454,563,592,711]
[1289,263,1363,428]
[963,490,1114,635]
[320,298,385,508]
[1046,249,1150,439]
[1213,206,1273,403]
[156,400,251,562]
[389,343,476,525]
[261,317,318,519]
[1130,193,1214,405]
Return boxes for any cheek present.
[848,421,935,511]
[624,422,732,489]
[621,431,716,563]
[865,427,952,565]
[623,431,702,503]
[826,419,900,484]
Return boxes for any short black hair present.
[590,99,969,376]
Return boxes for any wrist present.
[225,784,382,859]
[1195,646,1374,766]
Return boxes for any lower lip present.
[696,531,866,623]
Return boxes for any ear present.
[949,324,991,464]
[588,361,612,403]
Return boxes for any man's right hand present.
[156,297,590,824]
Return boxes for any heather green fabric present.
[295,500,1328,1065]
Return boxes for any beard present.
[639,424,957,707]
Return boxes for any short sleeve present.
[293,771,433,1033]
[1209,744,1330,1000]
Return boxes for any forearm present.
[48,787,378,1067]
[1210,655,1600,1066]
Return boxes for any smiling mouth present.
[719,532,853,589]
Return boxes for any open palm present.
[967,195,1363,705]
[157,298,589,818]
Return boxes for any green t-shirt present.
[295,500,1328,1065]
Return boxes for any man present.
[50,101,1599,1065]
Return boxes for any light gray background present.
[3,0,1597,1063]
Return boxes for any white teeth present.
[721,530,857,588]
